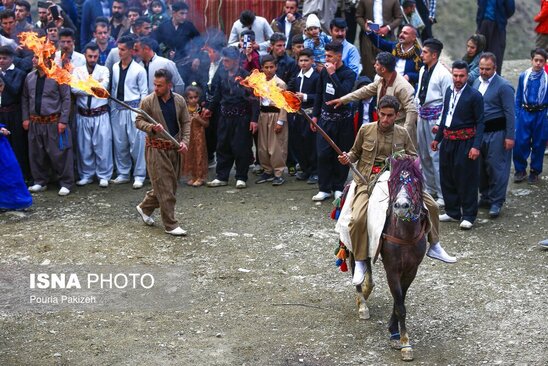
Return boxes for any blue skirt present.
[0,132,32,210]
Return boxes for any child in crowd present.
[149,0,166,31]
[183,86,209,187]
[239,29,260,72]
[0,124,32,210]
[255,55,288,186]
[513,48,548,184]
[303,13,332,70]
[290,34,304,60]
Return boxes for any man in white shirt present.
[110,35,148,189]
[55,28,85,69]
[72,43,112,188]
[228,10,273,56]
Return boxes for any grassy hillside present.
[436,0,538,61]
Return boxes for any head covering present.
[306,14,321,29]
[221,46,240,60]
[423,38,443,54]
[330,17,347,29]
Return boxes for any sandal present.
[192,180,204,187]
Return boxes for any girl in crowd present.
[183,86,209,187]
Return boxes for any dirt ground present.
[1,60,547,365]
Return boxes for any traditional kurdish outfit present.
[415,61,452,199]
[513,67,548,176]
[182,105,209,184]
[22,71,74,190]
[0,124,32,210]
[136,92,190,231]
[72,64,113,182]
[110,60,148,183]
[258,75,288,179]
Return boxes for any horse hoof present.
[390,339,401,350]
[358,304,370,320]
[401,347,413,361]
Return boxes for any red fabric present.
[535,0,548,34]
[188,0,283,33]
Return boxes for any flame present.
[238,69,301,113]
[18,32,110,99]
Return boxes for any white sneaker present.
[111,176,130,184]
[334,190,343,200]
[439,214,458,222]
[76,179,92,186]
[207,179,228,187]
[58,187,70,196]
[459,220,473,230]
[435,197,445,207]
[99,179,109,188]
[133,180,144,189]
[165,227,187,236]
[312,191,332,201]
[352,260,366,285]
[427,242,457,263]
[235,180,246,189]
[136,205,154,226]
[28,184,46,193]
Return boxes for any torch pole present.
[107,96,181,147]
[298,108,368,185]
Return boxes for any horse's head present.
[388,156,424,222]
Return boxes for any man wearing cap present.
[356,0,403,79]
[22,54,74,196]
[473,52,514,217]
[330,17,362,77]
[204,46,259,189]
[414,38,452,207]
[0,45,28,179]
[363,22,422,87]
[328,52,418,148]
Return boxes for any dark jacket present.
[476,0,515,31]
[313,64,357,116]
[291,68,320,110]
[436,85,485,149]
[275,53,299,89]
[152,19,200,62]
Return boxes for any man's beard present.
[113,12,124,20]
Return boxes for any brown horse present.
[381,156,428,361]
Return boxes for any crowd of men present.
[1,0,546,238]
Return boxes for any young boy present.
[240,29,260,72]
[513,48,548,184]
[291,48,320,183]
[255,55,288,186]
[303,13,332,70]
[290,34,304,60]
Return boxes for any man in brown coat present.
[135,69,191,236]
[356,0,403,79]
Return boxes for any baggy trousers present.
[513,109,548,174]
[76,112,113,181]
[215,114,253,182]
[439,138,479,222]
[28,122,74,189]
[258,112,288,177]
[293,113,317,177]
[479,130,511,207]
[111,108,146,181]
[417,116,442,198]
[139,146,180,231]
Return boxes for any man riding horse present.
[336,95,456,286]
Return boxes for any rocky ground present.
[1,60,547,365]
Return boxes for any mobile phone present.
[369,23,380,32]
[49,5,60,21]
[243,34,250,49]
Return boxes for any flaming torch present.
[239,70,367,184]
[18,31,179,147]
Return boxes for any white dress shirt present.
[373,0,384,26]
[445,84,467,127]
[477,73,496,96]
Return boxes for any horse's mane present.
[388,156,424,207]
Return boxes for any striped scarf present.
[392,41,422,74]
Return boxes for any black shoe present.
[488,205,501,218]
[514,171,526,183]
[528,171,539,184]
[255,173,274,184]
[272,176,285,186]
[306,175,318,184]
[296,172,309,181]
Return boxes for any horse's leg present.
[350,252,370,319]
[398,268,420,361]
[388,304,401,350]
[386,271,412,360]
[362,258,375,300]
